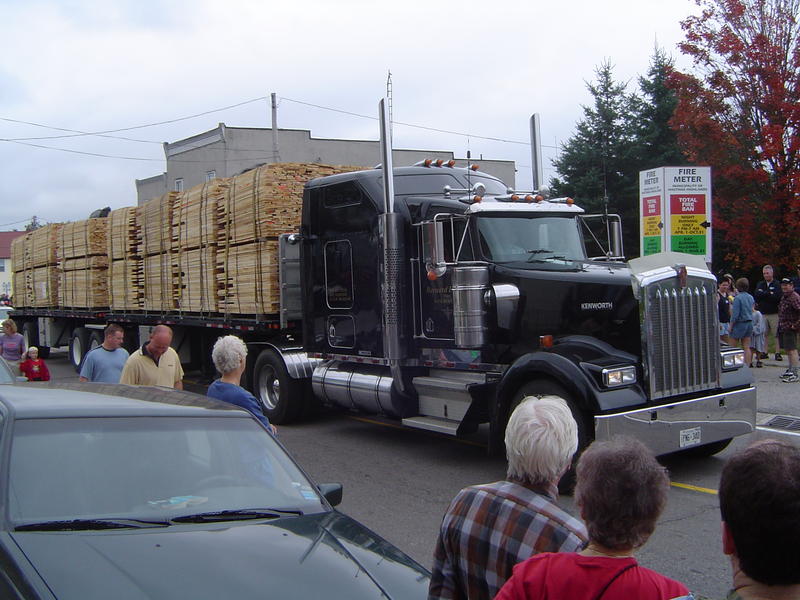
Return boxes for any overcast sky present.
[0,0,699,229]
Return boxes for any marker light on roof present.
[473,196,483,203]
[447,159,456,167]
[511,194,519,202]
[470,164,479,171]
[424,159,432,167]
[535,195,544,203]
[524,195,534,203]
[566,198,574,205]
[435,159,444,167]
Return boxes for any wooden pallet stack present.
[58,219,109,308]
[216,163,361,315]
[12,225,62,308]
[140,192,178,312]
[171,180,228,313]
[108,207,143,311]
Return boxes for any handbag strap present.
[592,562,637,600]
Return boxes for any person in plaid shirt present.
[718,440,800,600]
[428,396,588,600]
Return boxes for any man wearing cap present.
[792,264,800,295]
[777,278,800,383]
[754,265,783,360]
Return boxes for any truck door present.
[302,181,383,357]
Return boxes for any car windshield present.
[8,416,326,524]
[477,215,586,267]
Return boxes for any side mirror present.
[317,482,343,507]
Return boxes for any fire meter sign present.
[639,166,711,263]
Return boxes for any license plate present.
[679,426,702,448]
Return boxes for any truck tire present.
[20,321,49,357]
[69,328,90,372]
[511,380,591,495]
[88,330,104,352]
[252,349,303,425]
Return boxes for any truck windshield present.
[477,215,586,266]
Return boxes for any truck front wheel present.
[21,321,49,357]
[511,380,591,495]
[252,349,302,425]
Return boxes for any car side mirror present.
[317,482,343,507]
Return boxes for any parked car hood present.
[12,511,430,599]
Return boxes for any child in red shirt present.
[19,346,50,381]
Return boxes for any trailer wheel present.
[20,321,49,357]
[252,349,302,425]
[88,330,104,352]
[69,328,90,372]
[511,380,591,495]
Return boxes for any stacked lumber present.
[29,224,62,268]
[108,207,140,260]
[172,180,227,251]
[58,219,108,261]
[29,266,59,307]
[216,240,279,315]
[109,259,143,311]
[175,247,217,312]
[108,207,143,311]
[11,272,28,307]
[215,163,362,313]
[56,219,109,309]
[10,235,28,273]
[143,254,175,312]
[141,192,177,257]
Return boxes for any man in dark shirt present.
[754,265,782,360]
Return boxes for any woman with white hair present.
[207,336,276,435]
[496,436,691,600]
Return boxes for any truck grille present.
[643,278,719,400]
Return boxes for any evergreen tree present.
[551,61,640,256]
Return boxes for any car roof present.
[0,382,249,420]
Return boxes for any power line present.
[0,95,267,141]
[0,217,32,228]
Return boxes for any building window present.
[0,259,5,273]
[206,170,216,182]
[174,178,184,192]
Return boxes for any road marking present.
[670,481,717,495]
[347,416,486,447]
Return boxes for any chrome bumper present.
[594,386,757,456]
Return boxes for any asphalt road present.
[41,350,799,600]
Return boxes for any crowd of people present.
[429,396,800,600]
[718,264,800,382]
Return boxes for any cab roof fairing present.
[464,199,585,214]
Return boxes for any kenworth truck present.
[11,158,756,482]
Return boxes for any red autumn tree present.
[668,0,800,272]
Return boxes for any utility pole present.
[271,92,280,162]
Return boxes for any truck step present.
[412,371,486,423]
[402,416,461,436]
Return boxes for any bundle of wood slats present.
[143,254,175,312]
[108,207,140,260]
[175,247,217,312]
[109,259,143,311]
[172,181,227,251]
[29,224,62,268]
[57,219,108,261]
[216,240,279,315]
[60,267,108,308]
[141,192,177,257]
[10,236,28,273]
[10,225,62,307]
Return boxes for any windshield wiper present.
[15,518,171,531]
[171,508,303,523]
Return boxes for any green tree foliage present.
[552,54,688,258]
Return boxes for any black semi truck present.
[12,155,756,476]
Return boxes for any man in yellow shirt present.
[120,325,184,389]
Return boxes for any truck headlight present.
[721,349,745,370]
[602,366,637,387]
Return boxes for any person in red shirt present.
[18,346,50,382]
[496,436,691,600]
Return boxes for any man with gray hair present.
[428,396,588,600]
